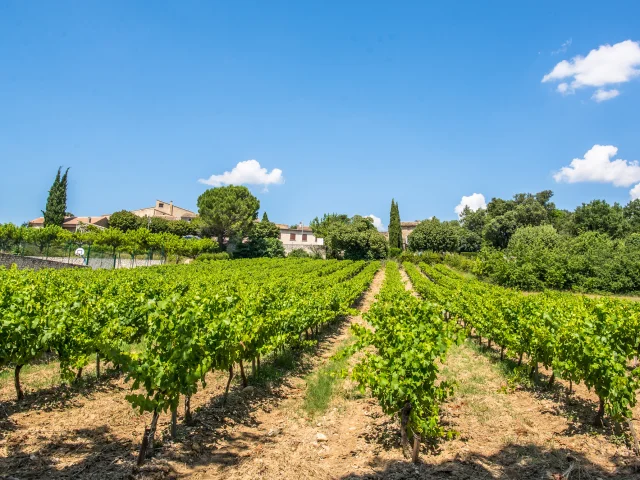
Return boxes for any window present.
[158,203,164,208]
[290,233,296,241]
[302,234,307,242]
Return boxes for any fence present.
[0,242,167,270]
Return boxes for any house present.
[131,200,197,222]
[400,221,420,249]
[276,224,325,256]
[28,216,110,232]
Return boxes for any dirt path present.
[170,265,388,479]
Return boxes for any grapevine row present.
[0,258,380,461]
[350,262,460,462]
[404,261,640,426]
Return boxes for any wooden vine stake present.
[15,364,24,401]
[184,395,192,424]
[137,427,150,466]
[627,418,640,456]
[223,365,234,405]
[411,433,420,464]
[171,407,178,439]
[400,402,412,457]
[239,360,248,388]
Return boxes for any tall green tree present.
[407,218,460,253]
[388,199,402,249]
[42,167,70,227]
[262,211,270,222]
[197,185,260,249]
[572,199,628,239]
[310,214,387,259]
[109,210,142,232]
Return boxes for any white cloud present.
[591,88,620,102]
[554,145,640,187]
[198,160,284,189]
[455,193,487,217]
[557,82,573,95]
[631,183,640,200]
[542,40,640,100]
[366,214,385,231]
[552,38,572,55]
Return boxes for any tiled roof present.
[28,216,109,226]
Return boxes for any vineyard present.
[2,258,640,478]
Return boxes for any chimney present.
[170,201,174,216]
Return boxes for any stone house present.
[276,224,325,256]
[29,216,110,232]
[131,200,197,222]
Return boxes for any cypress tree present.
[42,167,70,227]
[389,199,403,249]
[262,212,270,222]
[394,201,403,248]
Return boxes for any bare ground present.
[2,263,640,479]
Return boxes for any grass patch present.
[302,340,352,417]
[249,348,300,387]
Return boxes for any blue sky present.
[2,1,640,229]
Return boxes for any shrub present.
[388,247,402,258]
[194,252,230,262]
[288,248,311,258]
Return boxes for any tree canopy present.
[109,210,142,232]
[311,214,387,260]
[197,186,260,249]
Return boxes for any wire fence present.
[1,242,167,270]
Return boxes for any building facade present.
[29,216,110,232]
[131,200,197,222]
[276,224,325,256]
[400,221,420,249]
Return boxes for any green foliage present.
[482,210,518,249]
[146,216,170,233]
[573,199,628,238]
[288,248,311,258]
[167,219,198,237]
[197,186,260,248]
[408,218,460,252]
[388,199,403,250]
[251,219,280,240]
[193,252,230,262]
[42,167,70,227]
[311,214,387,260]
[477,227,640,294]
[624,200,640,233]
[109,210,142,232]
[232,217,285,259]
[0,223,24,252]
[0,258,380,419]
[332,216,388,260]
[459,206,486,235]
[388,247,402,258]
[234,237,285,259]
[93,227,126,253]
[413,262,640,423]
[352,263,460,441]
[262,212,270,222]
[24,225,68,253]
